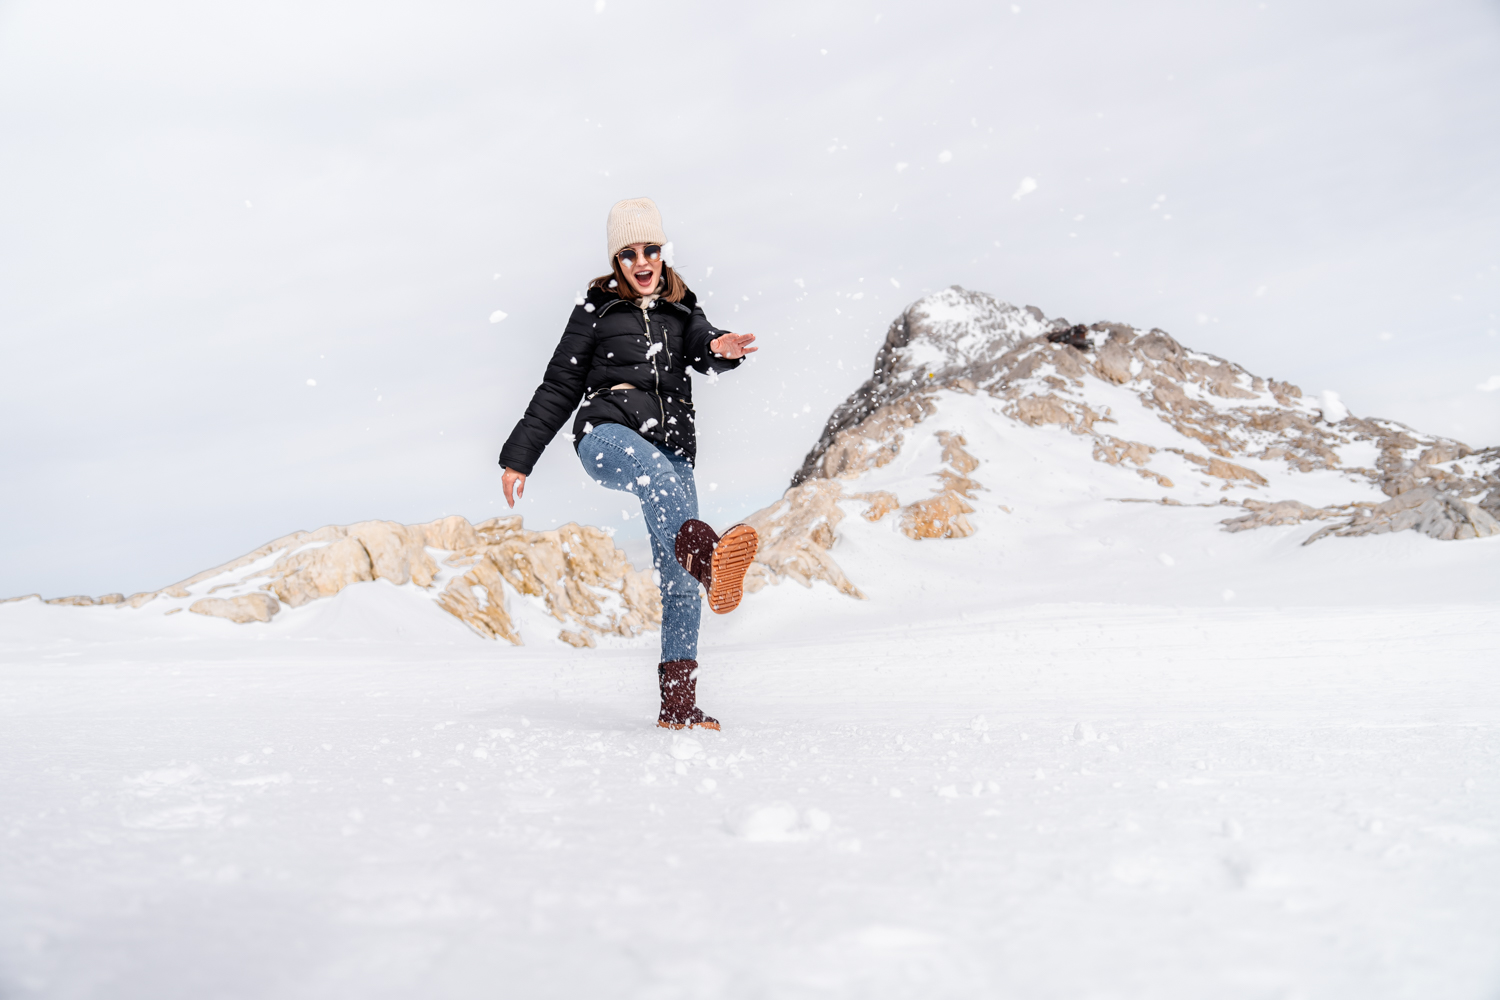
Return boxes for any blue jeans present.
[578,423,701,663]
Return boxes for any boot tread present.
[707,525,758,615]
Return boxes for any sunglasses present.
[616,244,662,268]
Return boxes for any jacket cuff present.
[498,451,535,476]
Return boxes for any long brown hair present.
[589,256,687,302]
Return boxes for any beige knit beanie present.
[607,197,668,258]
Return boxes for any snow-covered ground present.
[4,385,1499,997]
[3,585,1498,998]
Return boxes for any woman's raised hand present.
[710,332,758,360]
[501,468,526,508]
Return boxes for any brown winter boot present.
[674,519,759,615]
[656,659,720,731]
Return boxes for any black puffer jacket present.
[498,283,742,475]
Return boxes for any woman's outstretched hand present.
[710,332,757,359]
[501,468,526,508]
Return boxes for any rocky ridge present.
[4,515,659,647]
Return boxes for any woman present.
[498,197,758,731]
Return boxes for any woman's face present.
[619,242,662,296]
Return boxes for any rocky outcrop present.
[1222,486,1500,544]
[742,479,866,599]
[1219,499,1335,533]
[18,513,659,646]
[433,517,659,646]
[740,427,987,598]
[190,593,280,623]
[270,534,375,607]
[1317,486,1500,542]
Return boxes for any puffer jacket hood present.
[498,281,743,475]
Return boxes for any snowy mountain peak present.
[752,287,1498,612]
[793,286,1048,485]
[806,287,1497,528]
[880,285,1049,386]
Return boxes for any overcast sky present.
[2,0,1498,598]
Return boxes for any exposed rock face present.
[271,534,375,608]
[1330,487,1499,542]
[742,479,866,600]
[1222,485,1500,544]
[434,517,659,646]
[349,521,438,587]
[20,513,659,645]
[190,593,280,623]
[1219,499,1332,532]
[739,427,986,599]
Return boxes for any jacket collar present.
[587,282,697,316]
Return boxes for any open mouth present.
[634,269,654,286]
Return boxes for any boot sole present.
[707,524,758,615]
[656,720,721,731]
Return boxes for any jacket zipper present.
[640,299,667,432]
